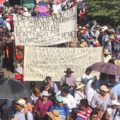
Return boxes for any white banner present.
[15,7,77,46]
[24,47,103,81]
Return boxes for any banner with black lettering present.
[24,47,103,81]
[15,7,77,46]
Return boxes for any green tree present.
[86,0,120,25]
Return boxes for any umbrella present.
[88,62,120,76]
[0,78,31,100]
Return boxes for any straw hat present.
[109,29,115,33]
[23,7,28,12]
[114,60,120,66]
[47,109,62,120]
[78,26,82,29]
[100,85,109,92]
[82,26,87,30]
[101,26,108,32]
[15,99,26,107]
[109,35,115,40]
[111,100,120,106]
[76,82,85,89]
[104,49,110,55]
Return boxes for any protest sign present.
[15,7,77,46]
[24,47,103,81]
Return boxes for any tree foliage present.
[86,0,120,25]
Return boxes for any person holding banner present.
[60,68,77,96]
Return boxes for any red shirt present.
[0,0,4,4]
[77,107,93,120]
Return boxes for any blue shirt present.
[111,83,120,101]
[50,105,70,120]
[75,117,82,120]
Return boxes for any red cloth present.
[77,107,92,120]
[15,73,23,80]
[16,54,23,60]
[0,0,4,4]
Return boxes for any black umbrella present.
[0,78,31,100]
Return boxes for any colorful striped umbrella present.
[88,62,120,75]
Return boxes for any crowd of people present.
[0,0,120,120]
[0,67,120,120]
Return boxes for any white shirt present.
[52,4,62,14]
[107,108,120,120]
[74,91,86,105]
[103,55,112,63]
[81,73,93,85]
[14,110,33,120]
[23,12,31,17]
[63,93,76,111]
[31,93,39,104]
[85,80,96,104]
[5,21,11,31]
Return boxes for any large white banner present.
[15,7,77,46]
[24,47,103,81]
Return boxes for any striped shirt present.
[76,107,92,120]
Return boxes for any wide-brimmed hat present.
[104,49,110,55]
[109,29,115,33]
[111,100,120,106]
[100,85,109,92]
[109,35,115,40]
[15,99,26,107]
[41,91,50,97]
[82,26,87,30]
[23,7,28,12]
[47,109,61,120]
[64,68,74,73]
[114,60,120,66]
[78,26,82,29]
[76,82,85,89]
[101,26,108,32]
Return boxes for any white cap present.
[111,100,120,106]
[41,91,50,97]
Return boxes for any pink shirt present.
[60,75,76,87]
[34,99,52,118]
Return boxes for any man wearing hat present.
[60,68,77,95]
[107,100,120,120]
[49,96,70,120]
[103,48,112,63]
[74,82,86,107]
[34,91,53,119]
[13,99,33,120]
[91,85,111,111]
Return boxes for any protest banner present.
[24,47,103,81]
[15,7,77,46]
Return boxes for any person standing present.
[13,99,33,120]
[74,82,86,107]
[107,100,120,120]
[81,68,93,85]
[91,85,111,111]
[34,91,53,120]
[60,68,77,95]
[50,96,70,120]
